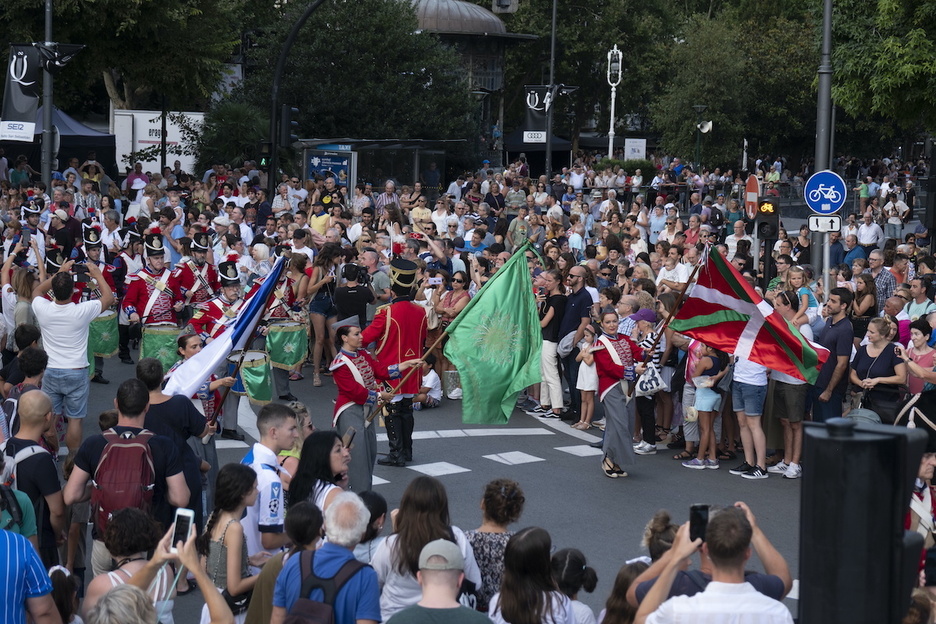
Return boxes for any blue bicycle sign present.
[804,170,846,215]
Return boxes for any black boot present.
[377,412,405,467]
[400,399,414,463]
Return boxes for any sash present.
[911,488,935,539]
[185,261,212,303]
[596,334,633,401]
[141,269,172,321]
[208,298,245,338]
[331,352,369,426]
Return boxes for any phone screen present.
[172,510,193,549]
[689,504,709,542]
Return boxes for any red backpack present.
[90,428,156,534]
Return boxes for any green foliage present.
[190,102,268,172]
[0,0,249,111]
[597,158,654,174]
[650,10,816,167]
[237,0,474,141]
[832,0,936,133]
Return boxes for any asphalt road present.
[80,354,802,620]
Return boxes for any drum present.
[226,350,273,404]
[141,323,181,373]
[266,321,308,370]
[88,310,119,358]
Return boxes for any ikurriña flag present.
[668,247,829,384]
[443,242,542,424]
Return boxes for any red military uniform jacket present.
[122,266,182,325]
[360,298,427,395]
[189,294,245,341]
[246,273,296,321]
[173,261,220,307]
[79,260,117,307]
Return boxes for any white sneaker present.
[635,441,657,455]
[448,388,463,400]
[782,462,803,479]
[593,419,606,431]
[767,461,789,475]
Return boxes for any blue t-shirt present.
[0,529,52,624]
[274,542,381,623]
[559,287,593,338]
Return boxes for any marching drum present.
[141,322,181,373]
[266,321,308,370]
[226,350,273,404]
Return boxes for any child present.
[413,354,442,411]
[683,343,729,470]
[48,565,82,624]
[551,548,598,624]
[788,266,820,326]
[574,325,599,430]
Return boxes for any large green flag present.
[443,243,542,424]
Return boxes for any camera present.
[342,263,368,283]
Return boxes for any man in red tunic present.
[173,231,219,326]
[360,258,428,466]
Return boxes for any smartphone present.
[170,508,195,553]
[689,504,709,542]
[342,426,357,449]
[20,229,30,246]
[428,277,443,286]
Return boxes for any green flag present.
[443,243,542,424]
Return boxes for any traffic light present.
[755,199,779,239]
[258,141,271,170]
[279,105,299,146]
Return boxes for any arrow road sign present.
[807,215,841,233]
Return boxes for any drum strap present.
[209,298,245,338]
[911,487,935,537]
[141,269,172,321]
[185,262,212,303]
[336,354,367,388]
[262,277,290,320]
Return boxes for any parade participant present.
[115,229,144,365]
[245,253,301,402]
[21,201,46,268]
[80,226,118,385]
[360,257,428,467]
[330,321,422,491]
[122,229,184,372]
[173,231,220,326]
[583,311,644,478]
[190,259,252,441]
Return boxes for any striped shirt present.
[0,529,52,624]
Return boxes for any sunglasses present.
[452,278,465,283]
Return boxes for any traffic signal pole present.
[268,0,328,197]
[815,0,834,299]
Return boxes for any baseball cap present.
[213,216,231,227]
[418,539,464,571]
[54,209,68,221]
[630,308,657,323]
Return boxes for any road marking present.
[215,439,250,450]
[555,445,604,457]
[238,397,260,442]
[407,462,471,476]
[377,427,555,442]
[531,414,603,442]
[372,476,390,486]
[483,451,545,465]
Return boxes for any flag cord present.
[364,329,450,426]
[641,258,704,362]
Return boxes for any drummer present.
[190,260,250,441]
[79,225,117,385]
[246,248,301,402]
[173,231,219,326]
[113,229,144,365]
[122,229,184,371]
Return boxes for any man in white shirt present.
[31,260,115,454]
[657,253,690,292]
[241,403,298,574]
[725,221,752,260]
[636,504,793,624]
[857,213,884,253]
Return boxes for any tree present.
[0,0,253,111]
[236,0,474,142]
[650,10,816,168]
[832,0,936,134]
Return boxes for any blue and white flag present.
[164,256,286,399]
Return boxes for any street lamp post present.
[606,45,622,161]
[693,104,707,172]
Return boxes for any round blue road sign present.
[804,170,847,215]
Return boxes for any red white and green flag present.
[668,247,829,383]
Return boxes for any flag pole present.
[364,329,449,427]
[641,250,706,361]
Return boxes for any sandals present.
[289,372,304,381]
[313,374,322,387]
[571,421,591,430]
[602,456,627,478]
[717,449,737,461]
[672,449,694,461]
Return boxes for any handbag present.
[214,519,252,614]
[635,362,666,397]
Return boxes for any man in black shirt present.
[334,264,376,328]
[64,378,188,576]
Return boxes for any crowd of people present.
[0,148,933,623]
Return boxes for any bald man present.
[5,389,65,568]
[883,296,911,345]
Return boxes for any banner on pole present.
[1,45,41,142]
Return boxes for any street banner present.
[1,45,41,142]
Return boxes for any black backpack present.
[284,550,368,624]
[0,483,23,530]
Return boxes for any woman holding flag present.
[582,311,644,478]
